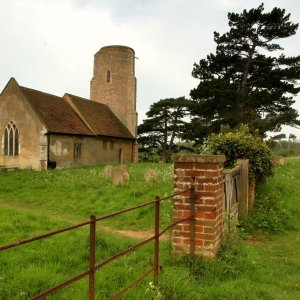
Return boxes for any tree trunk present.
[161,112,168,163]
[239,44,256,120]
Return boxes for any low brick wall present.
[173,154,226,259]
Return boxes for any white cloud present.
[0,0,299,136]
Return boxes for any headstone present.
[112,168,125,186]
[119,164,130,181]
[104,165,113,178]
[144,169,157,182]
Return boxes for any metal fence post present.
[89,215,96,300]
[190,185,196,259]
[154,196,160,282]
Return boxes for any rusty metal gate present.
[0,186,196,299]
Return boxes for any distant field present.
[287,156,300,163]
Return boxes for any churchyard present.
[0,160,300,299]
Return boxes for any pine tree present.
[190,3,300,142]
[138,97,191,162]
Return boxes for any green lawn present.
[0,163,174,231]
[0,162,300,299]
[287,156,300,163]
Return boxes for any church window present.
[103,140,107,150]
[74,142,82,160]
[106,70,111,83]
[110,141,114,150]
[3,121,19,156]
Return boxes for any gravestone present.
[112,168,125,186]
[144,169,157,182]
[104,165,113,178]
[119,164,130,181]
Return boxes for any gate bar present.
[190,185,196,259]
[89,215,96,300]
[154,196,160,281]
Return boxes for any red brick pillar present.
[173,154,226,259]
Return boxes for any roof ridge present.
[20,86,63,100]
[65,93,109,107]
[63,93,97,135]
[64,93,89,101]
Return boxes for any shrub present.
[199,124,274,183]
[277,149,295,157]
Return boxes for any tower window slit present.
[106,70,111,83]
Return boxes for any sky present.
[1,0,300,139]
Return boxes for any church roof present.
[65,94,134,138]
[21,87,94,136]
[20,86,134,139]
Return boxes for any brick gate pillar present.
[173,154,226,259]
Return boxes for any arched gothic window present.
[106,70,111,83]
[3,121,19,156]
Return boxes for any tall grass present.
[0,163,174,299]
[0,205,172,299]
[241,158,300,234]
[0,163,174,230]
[1,161,300,299]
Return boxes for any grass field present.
[1,161,300,299]
[287,157,300,163]
[0,163,174,231]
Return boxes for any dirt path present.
[100,226,170,240]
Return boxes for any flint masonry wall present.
[90,45,137,139]
[173,154,226,259]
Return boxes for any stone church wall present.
[0,80,44,170]
[48,134,135,169]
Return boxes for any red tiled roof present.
[20,87,94,135]
[20,86,134,139]
[65,94,134,139]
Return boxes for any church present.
[0,45,138,170]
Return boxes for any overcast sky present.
[1,0,300,138]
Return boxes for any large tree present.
[190,3,300,142]
[271,133,286,148]
[138,97,191,163]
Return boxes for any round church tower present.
[90,45,137,138]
